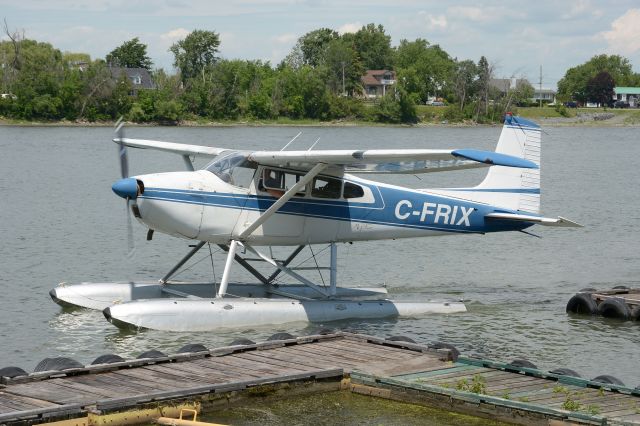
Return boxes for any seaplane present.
[50,114,580,331]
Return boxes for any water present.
[1,124,639,386]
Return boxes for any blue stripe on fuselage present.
[139,184,531,234]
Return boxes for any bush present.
[128,103,147,122]
[554,103,570,117]
[154,100,183,124]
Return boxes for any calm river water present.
[1,123,639,386]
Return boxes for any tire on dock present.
[267,333,296,341]
[91,354,125,365]
[549,368,581,377]
[509,359,537,369]
[428,342,460,361]
[592,374,625,386]
[177,343,208,353]
[0,366,28,378]
[387,335,416,344]
[34,357,83,372]
[566,293,598,315]
[229,338,255,346]
[597,298,631,320]
[136,350,167,359]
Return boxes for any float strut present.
[217,240,238,298]
[160,241,206,284]
[329,242,337,297]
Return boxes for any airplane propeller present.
[114,118,135,257]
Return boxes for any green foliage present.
[344,23,393,70]
[558,54,640,102]
[4,25,640,126]
[455,375,486,394]
[374,89,417,124]
[561,394,581,411]
[170,30,221,81]
[554,103,570,117]
[106,38,153,69]
[586,71,615,106]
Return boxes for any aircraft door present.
[234,167,306,242]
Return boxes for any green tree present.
[287,28,339,68]
[321,39,363,95]
[557,54,635,102]
[170,30,221,81]
[393,38,454,102]
[106,37,153,69]
[452,60,477,110]
[344,23,393,70]
[586,71,615,107]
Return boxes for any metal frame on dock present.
[1,332,639,426]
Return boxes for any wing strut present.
[238,162,327,239]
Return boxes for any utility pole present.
[539,65,543,108]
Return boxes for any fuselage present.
[125,153,529,246]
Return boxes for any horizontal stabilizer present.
[485,212,582,227]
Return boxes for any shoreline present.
[2,110,639,128]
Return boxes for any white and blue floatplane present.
[50,114,580,331]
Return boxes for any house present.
[613,87,640,107]
[361,70,396,99]
[109,66,155,96]
[489,78,531,95]
[532,88,556,104]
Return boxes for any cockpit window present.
[204,152,257,189]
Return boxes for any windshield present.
[204,151,257,189]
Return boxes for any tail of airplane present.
[432,114,541,214]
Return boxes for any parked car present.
[563,101,578,108]
[0,93,17,100]
[430,101,445,106]
[614,101,630,108]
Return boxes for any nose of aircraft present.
[112,177,140,199]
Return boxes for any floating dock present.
[1,332,639,425]
[567,287,640,320]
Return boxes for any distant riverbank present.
[2,107,639,127]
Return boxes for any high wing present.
[249,148,538,173]
[114,137,228,158]
[113,138,537,174]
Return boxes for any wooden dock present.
[567,287,640,320]
[1,332,639,425]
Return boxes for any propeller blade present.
[126,199,136,258]
[115,118,129,179]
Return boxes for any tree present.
[393,38,454,103]
[586,71,615,107]
[287,28,338,68]
[557,54,638,102]
[345,23,393,70]
[321,39,362,95]
[106,38,152,69]
[475,56,494,116]
[170,30,220,81]
[452,60,477,111]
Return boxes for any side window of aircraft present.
[343,182,365,199]
[312,177,342,199]
[260,169,305,198]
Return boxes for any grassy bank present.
[3,106,639,127]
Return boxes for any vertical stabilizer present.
[430,115,542,214]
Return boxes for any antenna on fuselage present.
[280,131,302,151]
[308,137,321,151]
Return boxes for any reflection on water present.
[1,125,640,389]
